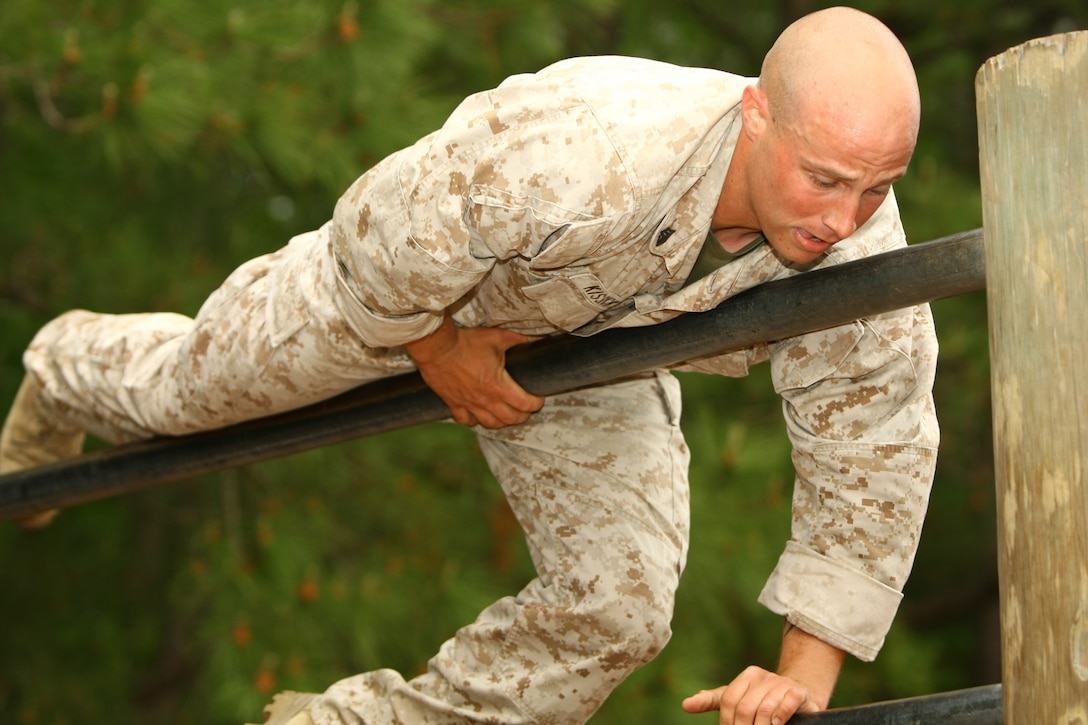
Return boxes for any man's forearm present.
[403,311,459,365]
[776,621,847,710]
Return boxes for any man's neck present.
[710,134,761,253]
[711,228,765,253]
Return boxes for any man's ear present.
[741,85,770,140]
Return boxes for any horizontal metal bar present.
[0,229,985,521]
[792,683,1003,724]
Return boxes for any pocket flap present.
[522,273,621,331]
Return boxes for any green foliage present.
[3,0,1085,722]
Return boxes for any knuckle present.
[758,699,779,717]
[733,701,758,721]
[784,685,809,708]
[719,690,742,711]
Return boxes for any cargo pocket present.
[770,322,865,392]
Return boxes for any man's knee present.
[551,553,680,670]
[506,572,676,719]
[599,595,675,669]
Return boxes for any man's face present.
[744,88,915,264]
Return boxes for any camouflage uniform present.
[21,57,938,724]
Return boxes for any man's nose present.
[822,195,861,242]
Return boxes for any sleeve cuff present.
[334,269,444,349]
[757,541,903,662]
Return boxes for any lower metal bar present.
[791,683,1003,724]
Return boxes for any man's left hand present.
[681,666,820,725]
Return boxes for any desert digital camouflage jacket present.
[327,56,939,661]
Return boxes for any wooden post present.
[976,32,1088,723]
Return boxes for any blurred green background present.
[2,1,1083,722]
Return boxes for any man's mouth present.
[794,228,832,253]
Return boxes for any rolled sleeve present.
[758,541,903,661]
[761,303,940,660]
[327,143,494,349]
[332,266,446,349]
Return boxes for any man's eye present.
[811,175,836,189]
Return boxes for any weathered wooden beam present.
[977,31,1088,722]
[0,229,984,521]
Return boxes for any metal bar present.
[791,683,1003,724]
[0,229,985,521]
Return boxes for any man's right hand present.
[404,313,545,429]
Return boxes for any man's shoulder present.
[532,55,751,106]
[537,55,733,80]
[528,56,750,181]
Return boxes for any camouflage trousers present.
[23,228,692,724]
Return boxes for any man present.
[1,7,936,725]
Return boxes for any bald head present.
[759,7,920,150]
[716,8,921,262]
